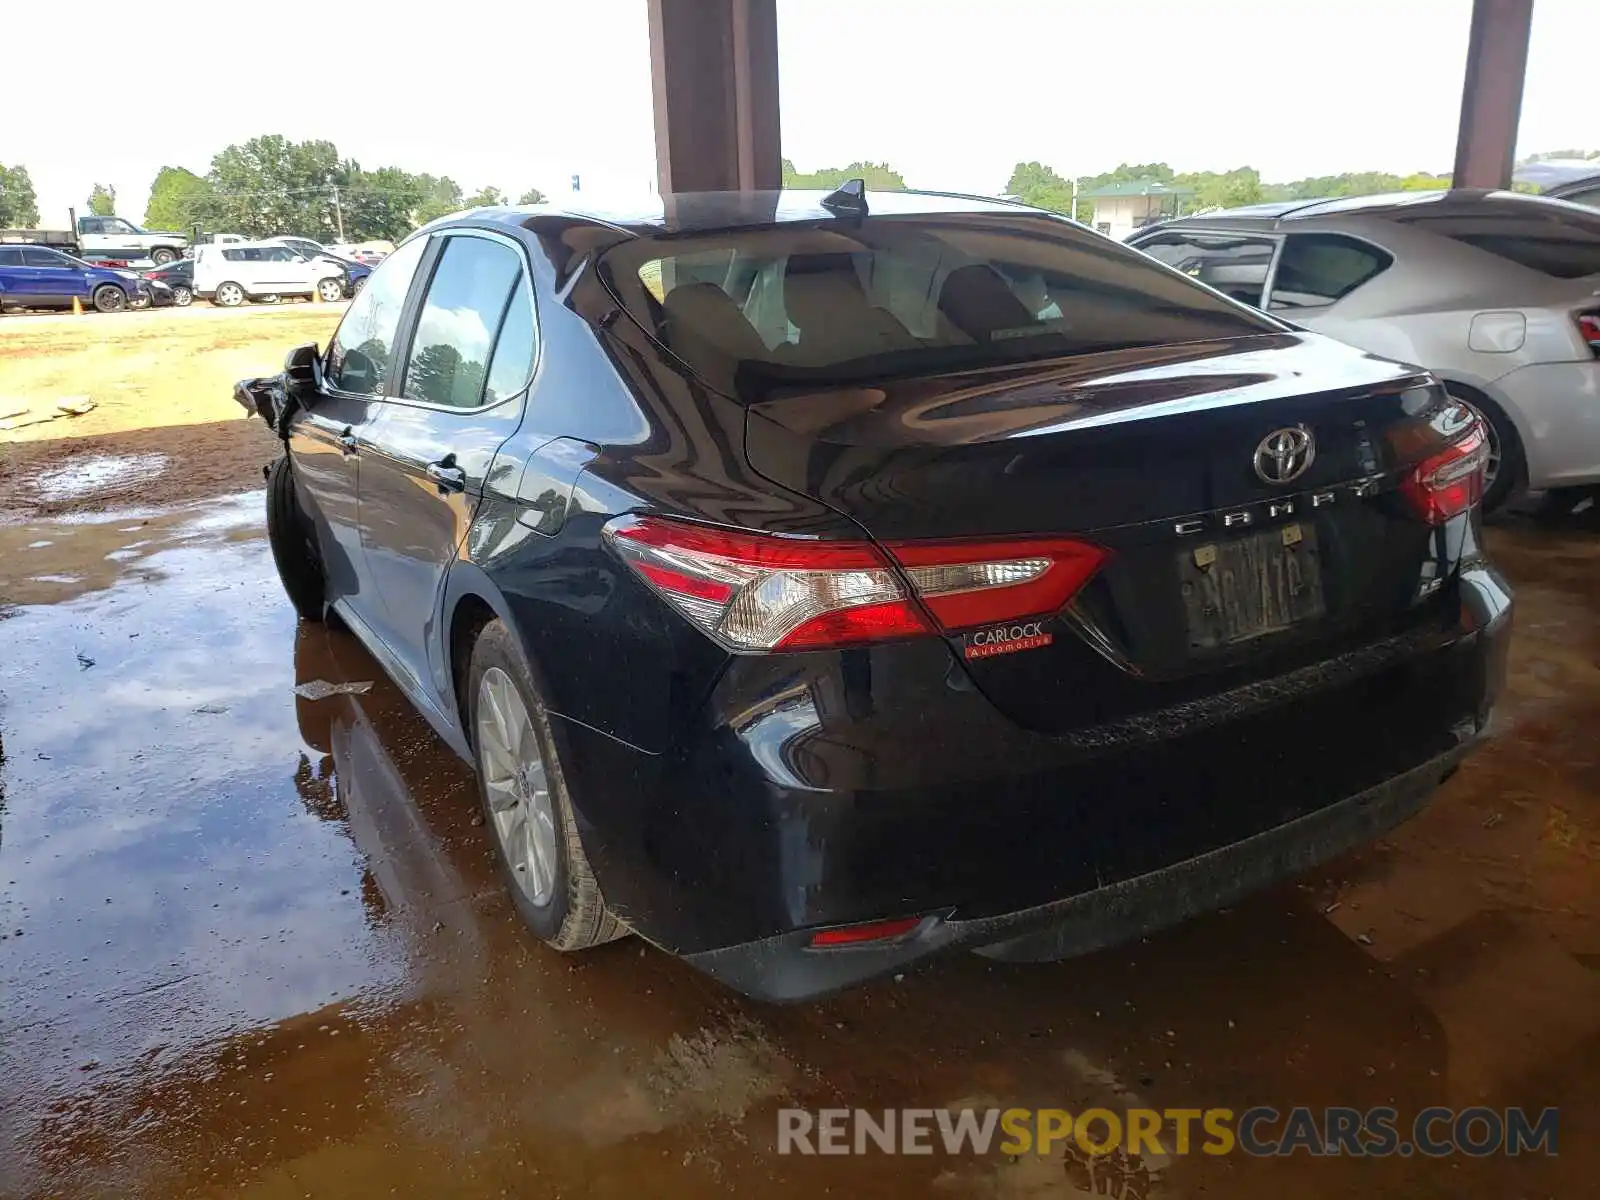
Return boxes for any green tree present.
[464,186,507,208]
[206,134,343,238]
[144,166,214,231]
[781,159,907,190]
[1004,161,1080,218]
[87,183,117,216]
[410,174,465,226]
[339,165,420,242]
[1174,167,1262,211]
[0,162,40,226]
[517,187,546,205]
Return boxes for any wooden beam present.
[648,0,781,194]
[1453,0,1535,189]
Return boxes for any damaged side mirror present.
[284,343,324,406]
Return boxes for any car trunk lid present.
[744,332,1471,734]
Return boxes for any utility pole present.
[331,185,346,242]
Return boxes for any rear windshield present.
[600,213,1280,399]
[1394,200,1600,279]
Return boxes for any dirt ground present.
[0,305,335,520]
[0,304,341,443]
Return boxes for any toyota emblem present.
[1253,426,1315,485]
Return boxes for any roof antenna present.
[821,178,869,217]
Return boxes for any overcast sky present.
[3,0,1591,226]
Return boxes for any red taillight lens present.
[604,516,930,651]
[604,516,1110,652]
[808,916,923,948]
[1577,312,1600,357]
[1400,418,1490,525]
[886,537,1110,632]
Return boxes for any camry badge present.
[1254,426,1315,485]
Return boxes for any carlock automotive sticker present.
[962,620,1053,660]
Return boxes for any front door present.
[356,229,538,700]
[288,236,431,607]
[22,248,87,305]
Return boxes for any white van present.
[193,241,347,306]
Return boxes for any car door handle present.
[338,427,358,455]
[426,458,466,493]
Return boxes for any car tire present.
[214,281,245,307]
[149,247,178,266]
[317,277,344,303]
[172,285,193,307]
[467,619,627,952]
[265,456,327,622]
[1447,387,1524,513]
[92,284,127,313]
[350,276,366,295]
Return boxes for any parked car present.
[1128,190,1600,510]
[263,236,371,295]
[130,277,177,308]
[0,244,148,312]
[193,241,348,306]
[1513,158,1600,210]
[0,211,188,266]
[142,258,195,306]
[237,188,1510,1001]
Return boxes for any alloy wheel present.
[475,666,559,907]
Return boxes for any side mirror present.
[284,342,324,403]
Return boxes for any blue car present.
[0,244,147,313]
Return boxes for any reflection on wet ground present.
[1,495,1596,1199]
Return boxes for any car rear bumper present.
[1493,359,1600,487]
[549,563,1511,1001]
[682,740,1472,1001]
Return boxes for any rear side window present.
[1267,233,1392,309]
[1395,199,1600,279]
[325,236,429,396]
[222,248,243,262]
[603,213,1277,399]
[0,247,20,266]
[401,235,523,409]
[1557,185,1600,212]
[1136,232,1278,307]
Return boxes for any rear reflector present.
[1578,312,1600,357]
[1400,410,1490,525]
[604,516,1110,653]
[808,916,923,948]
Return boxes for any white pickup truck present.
[75,215,188,264]
[0,211,189,265]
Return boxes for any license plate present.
[1178,523,1325,649]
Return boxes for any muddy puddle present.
[0,502,1595,1199]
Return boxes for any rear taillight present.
[604,516,1109,652]
[887,538,1110,633]
[1400,417,1490,525]
[1577,312,1600,357]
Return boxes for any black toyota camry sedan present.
[237,187,1511,1001]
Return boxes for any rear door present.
[289,235,431,609]
[356,228,537,696]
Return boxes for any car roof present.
[456,188,1044,240]
[1139,188,1583,235]
[1513,158,1600,191]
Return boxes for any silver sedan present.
[1128,191,1600,509]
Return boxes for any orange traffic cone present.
[72,296,83,316]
